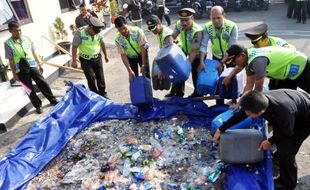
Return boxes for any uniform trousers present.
[18,68,56,108]
[128,54,150,78]
[80,54,107,97]
[296,1,307,22]
[274,124,310,189]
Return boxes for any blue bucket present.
[156,44,191,83]
[196,59,219,96]
[210,109,253,135]
[130,76,153,106]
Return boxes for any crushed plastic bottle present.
[176,126,187,143]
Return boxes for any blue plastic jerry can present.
[196,59,219,96]
[210,109,253,135]
[156,44,191,84]
[151,61,171,91]
[130,76,153,106]
[218,68,244,99]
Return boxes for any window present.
[0,0,32,31]
[59,0,84,13]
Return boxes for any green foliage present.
[53,17,68,40]
[110,0,119,16]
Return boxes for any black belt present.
[79,53,99,60]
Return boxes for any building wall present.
[0,0,80,64]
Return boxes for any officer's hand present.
[105,57,109,63]
[213,129,221,141]
[140,65,146,76]
[13,74,19,81]
[197,63,205,73]
[39,65,43,74]
[71,60,78,68]
[129,70,135,82]
[158,72,164,80]
[258,140,271,151]
[230,101,240,110]
[216,63,224,73]
[222,76,232,87]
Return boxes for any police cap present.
[245,23,268,42]
[89,16,104,28]
[226,44,246,64]
[178,8,196,19]
[146,15,160,31]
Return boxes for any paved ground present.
[1,3,310,189]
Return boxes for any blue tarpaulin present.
[0,83,273,190]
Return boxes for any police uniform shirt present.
[173,23,202,52]
[4,36,36,61]
[72,28,105,48]
[115,27,147,55]
[246,56,269,80]
[200,21,238,53]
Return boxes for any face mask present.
[92,26,102,34]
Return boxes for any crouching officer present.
[5,21,58,114]
[172,8,202,98]
[225,44,310,93]
[213,90,310,190]
[245,23,296,90]
[222,23,296,89]
[114,16,150,82]
[72,17,109,98]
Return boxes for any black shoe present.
[50,100,58,106]
[36,107,43,114]
[303,21,306,24]
[188,92,199,98]
[101,92,110,99]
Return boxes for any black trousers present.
[157,7,171,26]
[287,0,296,18]
[128,55,150,78]
[296,1,307,22]
[269,60,310,93]
[274,125,310,189]
[18,68,56,108]
[80,54,107,97]
[170,82,185,97]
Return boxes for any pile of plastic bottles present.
[28,118,225,190]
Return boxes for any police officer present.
[199,6,238,70]
[4,21,58,114]
[171,8,202,98]
[222,23,296,89]
[72,17,109,98]
[75,4,92,29]
[213,89,310,190]
[296,0,307,24]
[114,16,150,82]
[146,15,182,97]
[225,44,310,93]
